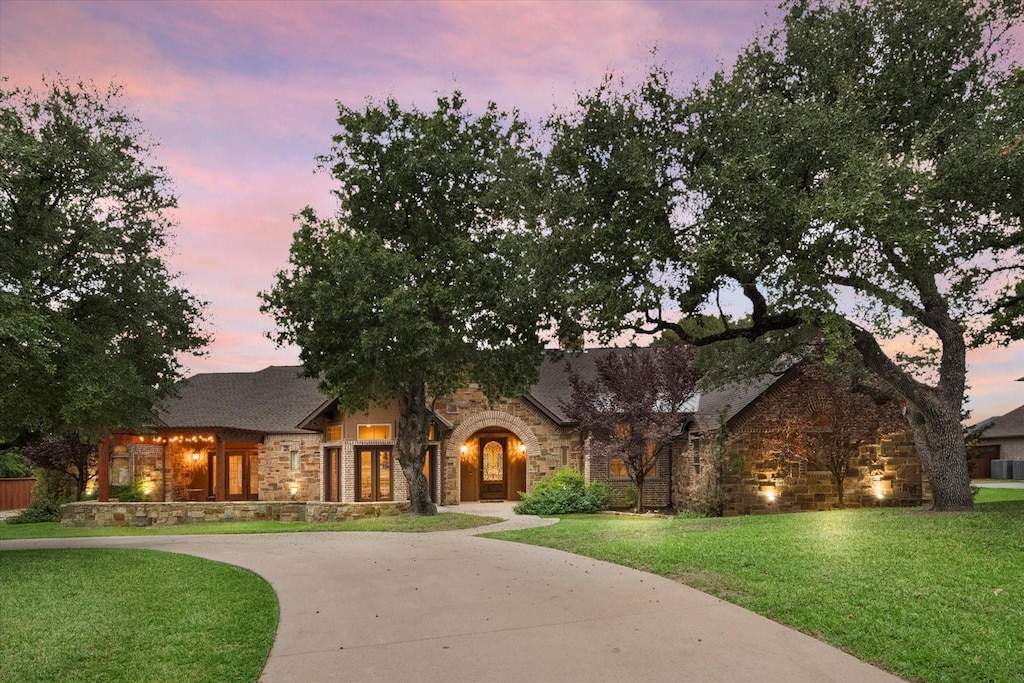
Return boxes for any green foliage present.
[6,496,63,524]
[30,467,70,501]
[545,0,1023,510]
[0,78,209,446]
[261,93,545,513]
[109,481,148,502]
[0,449,32,478]
[0,549,277,683]
[514,468,609,515]
[622,484,638,511]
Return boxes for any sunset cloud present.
[2,0,1020,419]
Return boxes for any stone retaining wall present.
[61,500,410,527]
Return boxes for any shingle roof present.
[980,403,1024,439]
[159,350,784,435]
[158,366,325,434]
[526,348,782,429]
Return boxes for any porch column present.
[215,436,226,501]
[97,438,110,502]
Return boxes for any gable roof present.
[158,366,325,434]
[525,347,785,429]
[979,403,1024,439]
[159,349,789,435]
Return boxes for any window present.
[289,450,300,471]
[356,447,392,501]
[111,445,132,485]
[325,424,343,441]
[644,441,659,479]
[357,424,392,440]
[609,457,629,479]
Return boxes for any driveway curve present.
[2,506,901,683]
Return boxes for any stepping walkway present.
[1,507,902,682]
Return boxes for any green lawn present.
[0,548,278,683]
[0,511,501,541]
[488,488,1024,683]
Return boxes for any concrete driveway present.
[2,506,901,683]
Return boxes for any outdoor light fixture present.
[289,485,298,500]
[460,444,468,455]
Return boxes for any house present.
[677,363,925,515]
[967,377,1023,478]
[95,350,924,515]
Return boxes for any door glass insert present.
[360,450,374,500]
[378,449,391,499]
[483,440,504,482]
[228,454,243,495]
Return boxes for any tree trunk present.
[849,322,973,512]
[635,477,644,513]
[396,381,437,515]
[834,472,845,508]
[906,400,974,511]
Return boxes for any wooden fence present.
[0,478,35,510]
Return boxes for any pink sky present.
[2,0,1021,422]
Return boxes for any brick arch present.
[445,410,542,501]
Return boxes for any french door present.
[356,446,393,502]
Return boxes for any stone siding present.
[61,500,409,527]
[438,386,580,505]
[584,440,672,509]
[673,365,926,516]
[259,433,323,501]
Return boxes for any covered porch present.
[96,428,264,503]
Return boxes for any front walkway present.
[2,507,901,682]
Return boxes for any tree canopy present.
[543,0,1023,511]
[261,93,545,513]
[0,78,209,447]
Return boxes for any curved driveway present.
[2,505,901,683]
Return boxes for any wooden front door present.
[225,450,258,501]
[479,437,507,500]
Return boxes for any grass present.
[0,548,278,683]
[488,488,1024,683]
[0,512,501,541]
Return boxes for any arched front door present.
[460,429,526,502]
[480,437,506,500]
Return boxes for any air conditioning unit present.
[1013,460,1024,481]
[990,460,1011,479]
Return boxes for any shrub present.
[110,481,148,502]
[7,497,63,524]
[514,468,609,515]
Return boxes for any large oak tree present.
[0,79,209,447]
[543,0,1023,511]
[262,94,545,514]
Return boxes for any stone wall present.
[259,434,323,501]
[717,431,924,516]
[584,439,672,509]
[674,365,926,516]
[61,500,409,527]
[125,443,167,501]
[438,385,581,505]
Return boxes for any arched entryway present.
[459,429,526,501]
[444,411,541,503]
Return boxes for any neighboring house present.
[967,377,1024,478]
[974,403,1024,462]
[97,350,925,515]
